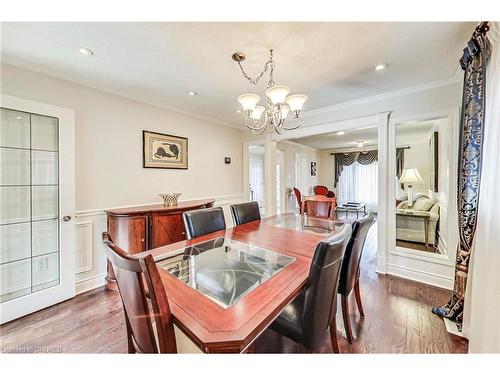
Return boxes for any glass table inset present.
[155,237,295,309]
[265,213,344,235]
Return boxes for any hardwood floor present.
[0,222,467,354]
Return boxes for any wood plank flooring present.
[0,222,468,354]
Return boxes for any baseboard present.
[75,273,106,295]
[443,317,467,338]
[387,263,454,290]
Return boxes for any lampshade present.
[237,93,260,111]
[286,94,308,111]
[399,168,424,184]
[265,85,290,105]
[280,105,290,119]
[251,106,265,120]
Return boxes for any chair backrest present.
[302,195,336,219]
[338,213,374,296]
[230,201,261,226]
[293,187,303,213]
[139,254,177,353]
[103,232,176,353]
[302,224,352,348]
[313,185,329,196]
[182,206,226,240]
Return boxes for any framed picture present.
[311,161,317,176]
[143,130,188,169]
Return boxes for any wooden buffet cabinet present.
[105,198,214,290]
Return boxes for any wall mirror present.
[394,118,449,256]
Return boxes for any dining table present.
[134,212,348,353]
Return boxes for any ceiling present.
[290,120,434,150]
[0,22,475,127]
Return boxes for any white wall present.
[1,63,245,293]
[276,140,322,212]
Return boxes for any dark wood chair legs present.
[329,319,340,353]
[354,280,365,318]
[341,295,353,344]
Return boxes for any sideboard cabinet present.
[105,198,214,290]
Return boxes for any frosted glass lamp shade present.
[398,168,423,184]
[286,94,308,111]
[251,106,265,120]
[237,94,260,111]
[280,105,290,119]
[265,85,290,105]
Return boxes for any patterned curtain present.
[334,150,377,186]
[432,23,491,330]
[333,148,405,187]
[396,148,405,190]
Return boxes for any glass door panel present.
[0,107,60,303]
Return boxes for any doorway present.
[248,144,265,215]
[0,96,75,324]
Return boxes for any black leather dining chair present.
[270,224,352,353]
[338,213,374,343]
[230,201,261,226]
[182,207,226,240]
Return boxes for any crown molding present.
[302,70,463,119]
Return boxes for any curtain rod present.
[330,146,410,156]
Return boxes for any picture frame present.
[143,130,188,169]
[311,161,317,176]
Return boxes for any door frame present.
[0,94,75,324]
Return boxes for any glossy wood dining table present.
[134,213,346,353]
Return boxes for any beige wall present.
[1,63,244,212]
[276,140,322,212]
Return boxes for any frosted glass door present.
[1,108,60,303]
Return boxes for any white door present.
[249,158,264,210]
[0,96,75,324]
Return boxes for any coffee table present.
[335,202,367,219]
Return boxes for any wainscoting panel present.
[73,194,245,294]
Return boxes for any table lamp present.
[399,168,423,207]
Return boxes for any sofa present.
[396,194,440,245]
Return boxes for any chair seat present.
[270,291,305,343]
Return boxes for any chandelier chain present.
[236,49,275,87]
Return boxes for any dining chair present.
[301,195,336,219]
[293,187,305,214]
[182,206,226,240]
[269,224,352,353]
[102,232,201,353]
[337,213,374,343]
[230,201,261,226]
[313,185,329,196]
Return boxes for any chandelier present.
[232,49,308,135]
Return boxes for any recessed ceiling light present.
[16,116,22,120]
[356,140,365,147]
[374,63,389,71]
[79,47,94,56]
[336,131,345,136]
[188,91,197,96]
[236,109,242,113]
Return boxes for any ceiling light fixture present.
[374,63,389,71]
[336,131,345,136]
[79,47,94,56]
[233,49,308,135]
[187,91,197,96]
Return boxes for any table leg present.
[424,218,429,248]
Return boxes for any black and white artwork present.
[311,161,317,176]
[143,130,188,169]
